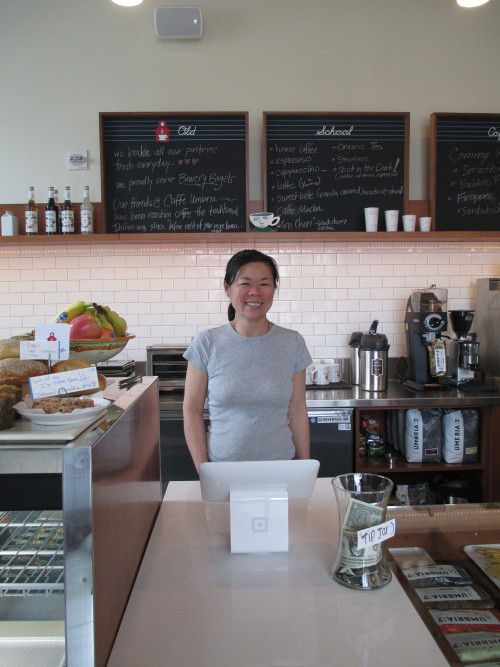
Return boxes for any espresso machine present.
[448,310,480,385]
[403,286,448,390]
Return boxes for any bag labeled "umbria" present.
[442,409,479,464]
[404,409,441,463]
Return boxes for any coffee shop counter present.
[105,478,476,667]
[158,378,500,412]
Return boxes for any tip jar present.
[331,473,394,590]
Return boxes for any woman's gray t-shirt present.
[184,323,312,462]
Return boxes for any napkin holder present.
[1,210,19,236]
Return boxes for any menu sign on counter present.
[264,112,409,232]
[100,112,248,233]
[430,113,500,231]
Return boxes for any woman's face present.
[225,262,276,321]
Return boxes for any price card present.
[357,519,396,550]
[19,323,70,361]
[29,367,99,399]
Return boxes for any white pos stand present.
[230,486,289,553]
[199,460,320,555]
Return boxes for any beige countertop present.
[106,478,449,667]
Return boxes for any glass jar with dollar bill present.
[331,473,394,590]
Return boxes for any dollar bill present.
[338,530,382,571]
[342,497,385,531]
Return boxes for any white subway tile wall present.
[0,239,499,363]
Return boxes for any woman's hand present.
[183,361,209,472]
[288,369,310,459]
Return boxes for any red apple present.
[99,328,116,339]
[69,314,102,339]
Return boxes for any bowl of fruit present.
[52,301,135,364]
[69,335,135,363]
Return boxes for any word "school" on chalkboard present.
[264,112,409,232]
[100,112,248,233]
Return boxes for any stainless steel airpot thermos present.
[359,320,390,392]
[349,331,363,385]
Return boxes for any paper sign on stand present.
[29,367,99,400]
[19,324,70,362]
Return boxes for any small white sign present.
[19,323,71,361]
[20,339,62,360]
[357,518,396,550]
[29,366,99,399]
[67,149,88,170]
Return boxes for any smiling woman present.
[224,252,278,337]
[182,249,313,473]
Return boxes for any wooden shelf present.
[355,404,495,501]
[1,230,500,245]
[2,200,498,243]
[358,455,486,475]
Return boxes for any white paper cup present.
[402,214,416,232]
[419,216,432,232]
[364,207,379,232]
[329,363,341,383]
[384,210,399,232]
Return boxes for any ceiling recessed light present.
[112,0,143,7]
[457,0,490,7]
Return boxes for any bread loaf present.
[0,334,34,360]
[0,396,16,430]
[0,384,22,404]
[0,359,48,386]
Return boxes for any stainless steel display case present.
[0,377,161,667]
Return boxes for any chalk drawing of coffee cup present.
[249,212,280,231]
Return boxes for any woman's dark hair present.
[224,249,279,321]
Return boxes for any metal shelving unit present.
[0,511,64,598]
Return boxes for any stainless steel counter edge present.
[158,378,500,412]
[0,377,158,474]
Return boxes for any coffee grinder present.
[403,286,448,390]
[448,310,480,385]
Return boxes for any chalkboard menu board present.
[430,113,500,231]
[100,112,248,233]
[264,112,409,232]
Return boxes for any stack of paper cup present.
[402,215,416,232]
[419,217,432,232]
[384,210,399,232]
[364,207,379,232]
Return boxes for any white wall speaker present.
[155,6,202,39]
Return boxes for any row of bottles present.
[25,186,94,235]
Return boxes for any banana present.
[51,300,92,324]
[83,305,114,334]
[90,303,127,337]
[103,305,128,337]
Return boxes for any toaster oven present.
[146,344,188,391]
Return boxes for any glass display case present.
[388,503,500,666]
[0,378,161,667]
